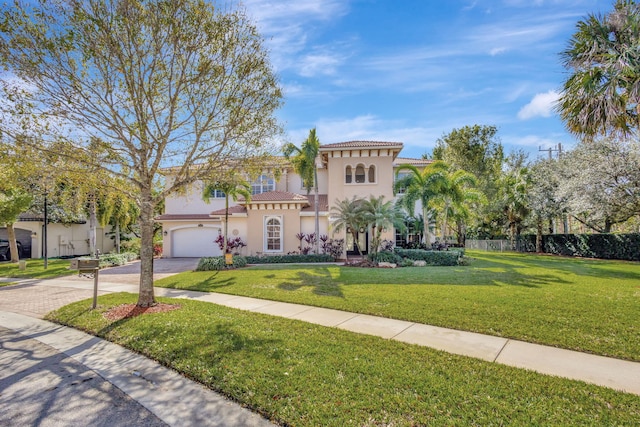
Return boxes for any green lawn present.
[0,258,76,279]
[155,251,640,361]
[47,293,640,427]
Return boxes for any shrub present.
[196,255,248,271]
[516,233,640,261]
[245,253,335,264]
[368,251,402,264]
[393,248,464,266]
[120,238,141,255]
[98,252,139,268]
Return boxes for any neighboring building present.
[157,141,430,258]
[1,213,115,259]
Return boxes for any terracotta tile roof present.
[301,194,329,212]
[209,205,248,216]
[394,157,433,167]
[244,191,309,203]
[155,214,216,221]
[320,141,403,149]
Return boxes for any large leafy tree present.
[431,125,504,200]
[0,0,281,306]
[394,162,447,245]
[283,128,321,253]
[559,0,640,137]
[556,138,640,232]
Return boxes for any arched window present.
[355,164,365,183]
[368,165,376,183]
[345,166,352,184]
[265,216,282,252]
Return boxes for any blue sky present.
[242,0,614,160]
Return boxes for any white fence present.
[465,239,515,252]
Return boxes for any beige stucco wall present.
[245,208,301,255]
[14,221,115,258]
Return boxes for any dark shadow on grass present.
[277,268,344,297]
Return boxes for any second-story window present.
[252,174,275,195]
[210,189,226,198]
[355,164,365,183]
[345,166,352,184]
[368,165,376,183]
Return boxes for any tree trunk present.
[224,195,229,254]
[422,206,431,246]
[441,201,449,241]
[314,169,320,254]
[536,215,543,253]
[88,193,97,257]
[115,221,121,254]
[137,191,156,307]
[6,223,19,263]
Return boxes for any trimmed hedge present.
[393,248,464,266]
[98,252,139,268]
[515,233,640,261]
[245,253,335,264]
[196,256,248,271]
[368,251,403,264]
[540,233,639,261]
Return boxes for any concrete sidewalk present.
[1,273,639,426]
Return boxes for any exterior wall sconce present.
[163,230,168,236]
[31,231,37,237]
[198,224,203,227]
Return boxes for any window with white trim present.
[264,216,282,252]
[368,165,376,183]
[252,174,275,195]
[345,166,352,184]
[209,189,226,198]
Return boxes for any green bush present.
[368,251,402,264]
[393,248,463,266]
[517,233,640,261]
[120,238,141,255]
[98,252,138,268]
[196,256,248,271]
[245,253,335,264]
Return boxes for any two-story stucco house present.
[157,141,430,258]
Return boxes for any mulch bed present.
[103,303,181,321]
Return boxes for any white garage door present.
[172,227,221,258]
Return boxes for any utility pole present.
[539,143,563,160]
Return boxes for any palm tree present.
[558,0,640,137]
[394,162,447,245]
[499,166,531,250]
[203,176,251,255]
[360,195,405,256]
[430,163,483,243]
[330,196,365,257]
[283,128,321,253]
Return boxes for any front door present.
[346,229,368,256]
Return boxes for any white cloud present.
[489,47,507,56]
[517,90,559,120]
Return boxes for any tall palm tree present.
[360,195,405,256]
[394,162,447,245]
[499,166,531,250]
[203,176,251,255]
[283,128,321,253]
[430,163,483,242]
[330,196,365,257]
[558,0,640,137]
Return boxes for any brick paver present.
[0,283,95,318]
